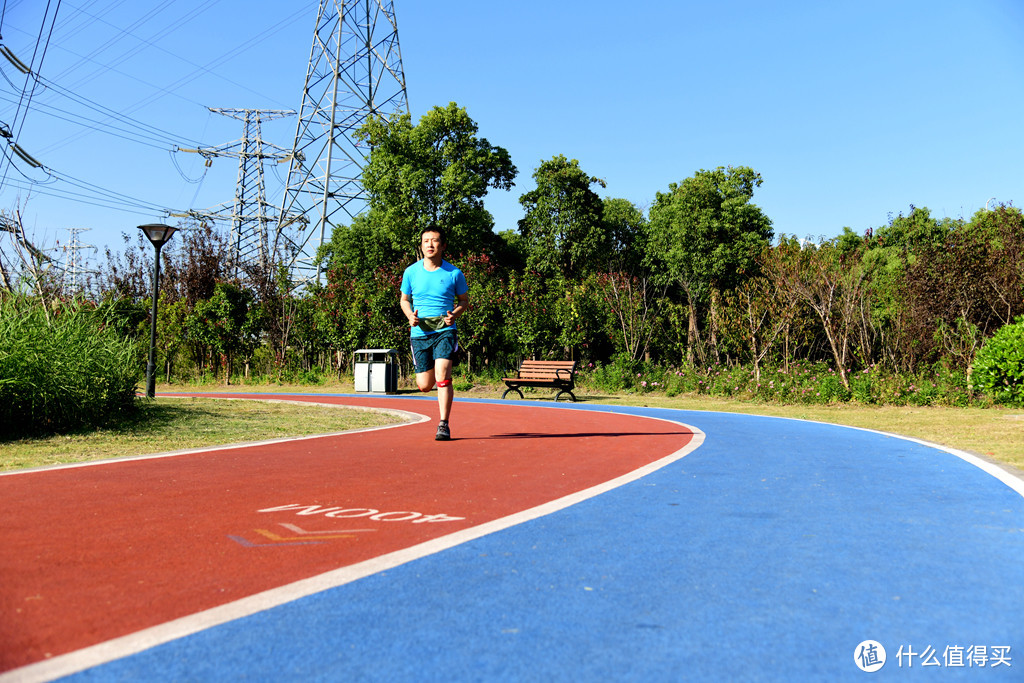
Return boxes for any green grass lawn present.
[0,396,409,471]
[3,382,1022,475]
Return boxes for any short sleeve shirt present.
[400,259,468,338]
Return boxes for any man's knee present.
[436,378,451,388]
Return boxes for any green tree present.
[353,102,517,265]
[186,282,258,383]
[552,275,605,360]
[289,293,330,374]
[595,271,665,362]
[647,166,773,363]
[318,266,372,370]
[318,213,397,280]
[518,155,608,280]
[871,205,954,252]
[772,238,871,389]
[498,270,558,361]
[833,208,960,372]
[901,206,1024,372]
[155,295,189,382]
[454,252,505,373]
[970,205,1024,325]
[602,197,648,274]
[319,261,408,371]
[759,236,821,372]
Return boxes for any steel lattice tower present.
[276,0,409,284]
[219,108,296,273]
[62,227,95,292]
[172,108,295,275]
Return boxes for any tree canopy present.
[648,165,773,298]
[351,101,517,265]
[647,166,773,361]
[517,155,607,279]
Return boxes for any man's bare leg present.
[416,369,436,393]
[435,358,453,422]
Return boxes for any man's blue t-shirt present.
[401,259,468,338]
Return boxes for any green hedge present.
[971,316,1024,406]
[0,296,142,438]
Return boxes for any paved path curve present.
[2,394,1023,681]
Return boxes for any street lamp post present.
[139,224,178,399]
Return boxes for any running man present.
[400,225,469,441]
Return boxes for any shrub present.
[850,367,878,404]
[611,359,982,408]
[971,317,1024,406]
[584,354,640,393]
[665,369,697,397]
[818,373,851,403]
[940,368,973,407]
[0,296,142,438]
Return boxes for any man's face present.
[421,231,445,258]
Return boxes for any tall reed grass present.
[0,295,142,438]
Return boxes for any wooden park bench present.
[501,360,578,402]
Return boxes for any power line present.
[0,0,60,187]
[51,0,180,91]
[7,0,59,141]
[2,148,174,215]
[0,86,200,151]
[0,3,338,237]
[4,175,171,215]
[117,6,310,117]
[0,4,309,163]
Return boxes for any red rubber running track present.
[0,394,696,673]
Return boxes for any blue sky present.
[1,0,1022,264]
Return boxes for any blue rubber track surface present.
[59,399,1024,681]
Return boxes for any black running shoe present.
[435,421,450,441]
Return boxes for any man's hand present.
[408,308,420,327]
[443,309,454,326]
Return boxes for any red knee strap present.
[436,379,452,388]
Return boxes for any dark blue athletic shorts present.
[410,328,459,373]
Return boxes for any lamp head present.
[138,223,177,247]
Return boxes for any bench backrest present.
[517,360,577,380]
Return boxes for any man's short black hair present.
[421,224,447,245]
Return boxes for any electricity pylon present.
[276,0,409,285]
[62,227,96,292]
[172,108,295,275]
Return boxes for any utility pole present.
[172,108,295,275]
[276,0,409,285]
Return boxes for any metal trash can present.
[353,348,398,393]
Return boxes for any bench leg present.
[554,390,577,402]
[502,387,524,400]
